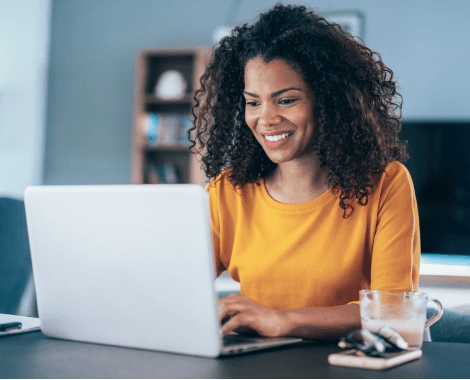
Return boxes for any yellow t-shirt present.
[207,161,420,310]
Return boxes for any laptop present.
[24,184,302,357]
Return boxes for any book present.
[143,113,193,145]
[177,114,193,143]
[143,113,161,145]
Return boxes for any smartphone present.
[328,349,422,370]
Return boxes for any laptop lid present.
[24,184,222,357]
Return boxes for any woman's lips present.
[263,132,294,148]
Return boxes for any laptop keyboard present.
[222,334,265,347]
[221,334,303,355]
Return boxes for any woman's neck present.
[264,156,329,204]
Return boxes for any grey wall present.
[0,0,51,198]
[43,0,470,186]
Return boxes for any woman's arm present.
[219,294,360,341]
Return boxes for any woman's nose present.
[259,107,282,128]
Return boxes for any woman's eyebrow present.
[243,87,302,98]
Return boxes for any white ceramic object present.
[212,25,232,44]
[154,70,187,100]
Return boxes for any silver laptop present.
[24,184,301,357]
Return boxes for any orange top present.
[207,161,420,310]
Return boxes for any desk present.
[1,332,469,378]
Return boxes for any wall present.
[0,0,52,198]
[43,0,470,186]
[43,0,230,185]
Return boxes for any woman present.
[189,3,419,341]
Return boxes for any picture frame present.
[323,11,365,41]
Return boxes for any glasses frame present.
[339,328,407,357]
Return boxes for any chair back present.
[0,198,33,314]
[428,307,470,343]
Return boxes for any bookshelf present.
[131,48,212,186]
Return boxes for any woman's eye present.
[279,98,297,105]
[246,101,260,107]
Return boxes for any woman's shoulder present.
[206,170,262,219]
[382,161,412,183]
[206,169,231,194]
[373,161,414,197]
[206,169,258,197]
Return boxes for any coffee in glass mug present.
[359,290,443,348]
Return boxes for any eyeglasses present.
[338,326,409,357]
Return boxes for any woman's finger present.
[218,299,234,321]
[221,313,253,337]
[218,295,250,321]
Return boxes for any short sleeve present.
[370,163,420,292]
[206,180,226,277]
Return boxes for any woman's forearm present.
[279,304,361,341]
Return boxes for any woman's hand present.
[218,294,289,337]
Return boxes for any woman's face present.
[243,57,316,165]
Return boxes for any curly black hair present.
[189,3,408,217]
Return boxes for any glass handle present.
[425,299,444,329]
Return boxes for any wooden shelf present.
[144,143,191,152]
[131,48,212,186]
[144,94,193,105]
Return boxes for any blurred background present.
[1,0,470,256]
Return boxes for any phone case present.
[328,349,422,370]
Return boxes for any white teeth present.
[265,132,293,142]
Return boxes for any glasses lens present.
[378,326,409,350]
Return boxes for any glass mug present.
[359,290,443,349]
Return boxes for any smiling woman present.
[189,3,419,341]
[242,58,327,204]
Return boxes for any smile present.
[263,131,294,148]
[263,131,294,142]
